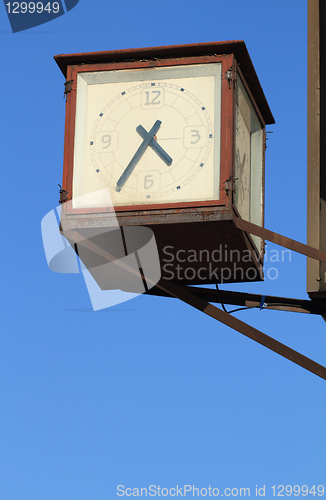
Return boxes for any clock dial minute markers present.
[136,125,173,166]
[116,120,167,193]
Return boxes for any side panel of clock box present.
[55,42,274,288]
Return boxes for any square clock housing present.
[55,41,274,286]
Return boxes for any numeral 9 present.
[53,2,59,13]
[28,2,35,12]
[318,485,324,496]
[293,485,300,496]
[301,485,308,496]
[36,2,43,12]
[102,135,111,148]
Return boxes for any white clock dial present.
[90,81,213,204]
[72,64,222,209]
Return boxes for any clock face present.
[72,64,222,209]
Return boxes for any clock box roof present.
[54,40,274,125]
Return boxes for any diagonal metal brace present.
[233,214,326,263]
[156,278,326,380]
[62,224,325,378]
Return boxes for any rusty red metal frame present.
[61,53,236,215]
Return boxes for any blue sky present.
[0,1,325,499]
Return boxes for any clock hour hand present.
[136,125,173,166]
[116,120,162,192]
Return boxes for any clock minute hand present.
[136,125,173,166]
[116,120,162,193]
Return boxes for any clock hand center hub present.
[116,120,172,193]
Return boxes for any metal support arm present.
[155,279,326,380]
